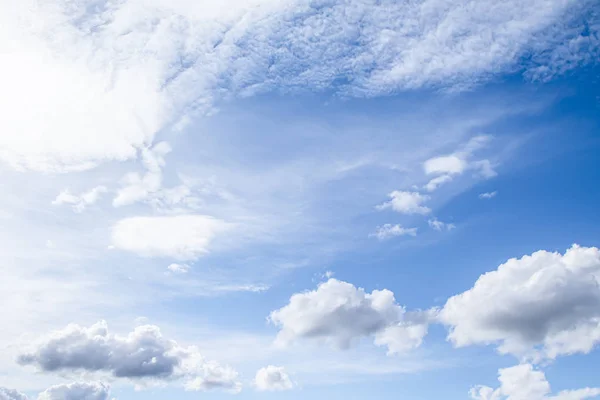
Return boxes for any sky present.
[0,0,599,399]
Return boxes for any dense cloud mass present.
[470,364,600,400]
[1,383,110,400]
[37,382,110,400]
[0,388,28,400]
[1,0,597,171]
[255,366,294,391]
[439,245,600,359]
[17,321,241,391]
[269,278,429,353]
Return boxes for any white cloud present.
[0,0,595,172]
[37,382,110,400]
[439,245,600,360]
[0,388,28,400]
[184,361,242,393]
[423,175,454,192]
[167,263,191,274]
[52,186,107,213]
[269,278,428,353]
[111,215,230,260]
[479,191,498,199]
[370,224,417,240]
[373,311,434,355]
[376,191,431,215]
[422,135,496,191]
[424,155,467,175]
[254,366,293,392]
[428,218,456,232]
[470,363,600,400]
[17,321,241,391]
[113,142,171,207]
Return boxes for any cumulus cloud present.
[428,218,456,232]
[1,383,109,400]
[52,186,107,213]
[0,0,596,172]
[470,363,600,400]
[424,155,467,176]
[110,215,230,260]
[254,366,294,391]
[479,191,498,199]
[439,245,600,360]
[0,388,28,400]
[376,191,431,215]
[17,321,241,391]
[269,278,428,353]
[370,224,417,240]
[184,361,242,393]
[37,382,110,400]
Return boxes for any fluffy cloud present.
[17,321,241,391]
[479,191,498,199]
[184,361,242,393]
[0,383,109,400]
[424,155,467,175]
[373,310,433,355]
[254,366,293,392]
[1,0,595,172]
[37,382,110,400]
[110,215,230,260]
[428,218,455,232]
[376,191,431,215]
[0,388,27,400]
[439,245,600,359]
[269,278,428,353]
[370,224,417,240]
[52,186,107,213]
[470,364,600,400]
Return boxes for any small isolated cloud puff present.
[479,191,498,199]
[255,366,294,392]
[184,361,242,394]
[17,321,241,391]
[428,218,456,232]
[470,363,600,400]
[376,191,431,215]
[370,224,417,240]
[52,186,107,213]
[111,214,230,260]
[167,263,191,274]
[424,155,467,175]
[269,278,429,354]
[439,245,600,360]
[37,382,110,400]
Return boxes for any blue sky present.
[0,0,600,399]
